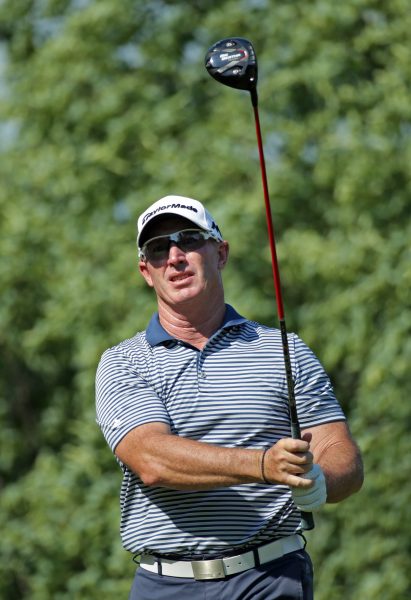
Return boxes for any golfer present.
[96,195,363,600]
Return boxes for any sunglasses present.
[140,229,219,262]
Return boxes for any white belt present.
[139,534,304,580]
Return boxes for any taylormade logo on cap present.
[141,201,198,226]
[137,195,223,248]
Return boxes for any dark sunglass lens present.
[179,232,206,251]
[145,239,170,259]
[143,230,209,260]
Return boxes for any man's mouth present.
[169,272,193,283]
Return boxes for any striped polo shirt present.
[96,304,345,556]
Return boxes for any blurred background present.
[0,0,410,598]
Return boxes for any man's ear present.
[139,260,154,287]
[217,241,229,270]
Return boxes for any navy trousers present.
[129,550,313,600]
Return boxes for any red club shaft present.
[252,103,285,321]
[251,95,314,532]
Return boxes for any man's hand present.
[291,464,327,511]
[262,438,314,487]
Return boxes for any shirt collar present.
[145,304,246,347]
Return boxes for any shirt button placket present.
[197,352,207,385]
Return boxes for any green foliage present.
[0,0,410,597]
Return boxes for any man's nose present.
[167,242,186,262]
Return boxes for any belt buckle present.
[191,558,226,580]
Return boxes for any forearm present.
[319,441,364,503]
[308,423,364,503]
[119,430,263,490]
[116,424,316,491]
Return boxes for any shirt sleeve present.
[292,334,346,428]
[95,346,171,451]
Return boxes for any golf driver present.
[205,37,314,531]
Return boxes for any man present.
[96,195,363,600]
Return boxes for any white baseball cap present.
[137,195,223,248]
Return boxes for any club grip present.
[301,511,315,531]
[290,423,315,531]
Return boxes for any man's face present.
[139,216,229,309]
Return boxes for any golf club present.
[205,37,314,531]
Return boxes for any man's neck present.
[157,298,226,350]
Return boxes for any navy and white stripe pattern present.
[96,305,345,555]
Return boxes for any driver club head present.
[205,37,258,93]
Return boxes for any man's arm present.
[302,421,364,503]
[115,421,315,491]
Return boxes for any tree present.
[0,0,410,597]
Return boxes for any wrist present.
[260,448,271,484]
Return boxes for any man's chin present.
[167,286,205,306]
